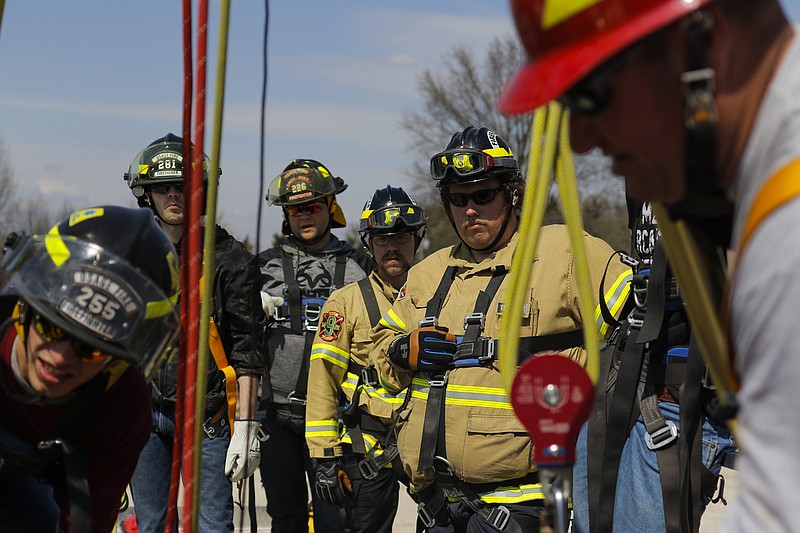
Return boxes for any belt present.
[202,404,228,438]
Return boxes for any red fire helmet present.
[498,0,711,115]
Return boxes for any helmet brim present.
[498,1,704,115]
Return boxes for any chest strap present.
[418,267,508,473]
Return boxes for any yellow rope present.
[499,103,601,392]
[499,103,560,393]
[554,111,599,383]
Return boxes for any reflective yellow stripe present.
[44,231,71,267]
[594,269,633,338]
[305,419,339,439]
[379,309,408,333]
[478,483,545,504]
[310,343,350,369]
[410,379,514,409]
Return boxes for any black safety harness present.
[587,242,734,533]
[338,276,407,484]
[271,250,348,419]
[407,263,586,532]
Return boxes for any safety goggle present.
[150,183,184,194]
[362,206,423,231]
[444,186,505,208]
[558,40,643,115]
[286,202,325,217]
[32,312,111,364]
[430,149,518,180]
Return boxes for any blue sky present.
[1,1,799,250]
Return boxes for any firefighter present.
[258,159,374,533]
[306,185,426,532]
[0,206,180,532]
[124,134,265,532]
[369,126,632,532]
[499,1,799,531]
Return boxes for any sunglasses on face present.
[371,233,413,246]
[286,202,325,217]
[558,41,643,115]
[430,149,518,180]
[150,183,184,194]
[445,186,505,207]
[32,312,111,364]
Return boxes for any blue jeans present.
[130,406,234,533]
[258,408,349,533]
[572,401,736,532]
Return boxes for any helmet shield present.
[267,167,347,206]
[430,149,519,181]
[0,234,179,380]
[360,205,425,234]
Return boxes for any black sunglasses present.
[150,183,184,194]
[558,41,643,115]
[445,186,505,207]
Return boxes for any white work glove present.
[260,291,284,319]
[225,419,262,482]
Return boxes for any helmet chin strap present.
[666,10,733,248]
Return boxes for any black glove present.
[388,326,457,371]
[314,459,353,506]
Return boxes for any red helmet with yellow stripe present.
[498,0,711,115]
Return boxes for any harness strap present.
[281,252,303,333]
[208,318,237,432]
[341,277,385,455]
[637,242,669,344]
[418,268,507,472]
[201,274,237,432]
[333,254,347,291]
[423,266,458,322]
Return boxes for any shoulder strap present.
[423,265,458,322]
[357,277,382,328]
[333,254,348,291]
[740,158,800,254]
[281,252,303,332]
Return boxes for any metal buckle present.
[418,316,438,328]
[428,372,449,388]
[644,420,678,450]
[357,458,380,480]
[464,312,485,330]
[304,303,321,332]
[287,391,307,406]
[486,505,511,531]
[417,501,436,529]
[361,365,379,388]
[627,313,644,329]
[681,68,718,128]
[619,252,639,268]
[632,270,649,309]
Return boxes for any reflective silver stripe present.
[310,343,350,369]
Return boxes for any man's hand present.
[388,326,457,371]
[314,459,353,506]
[260,292,284,318]
[224,420,262,482]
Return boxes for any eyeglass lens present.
[372,233,412,246]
